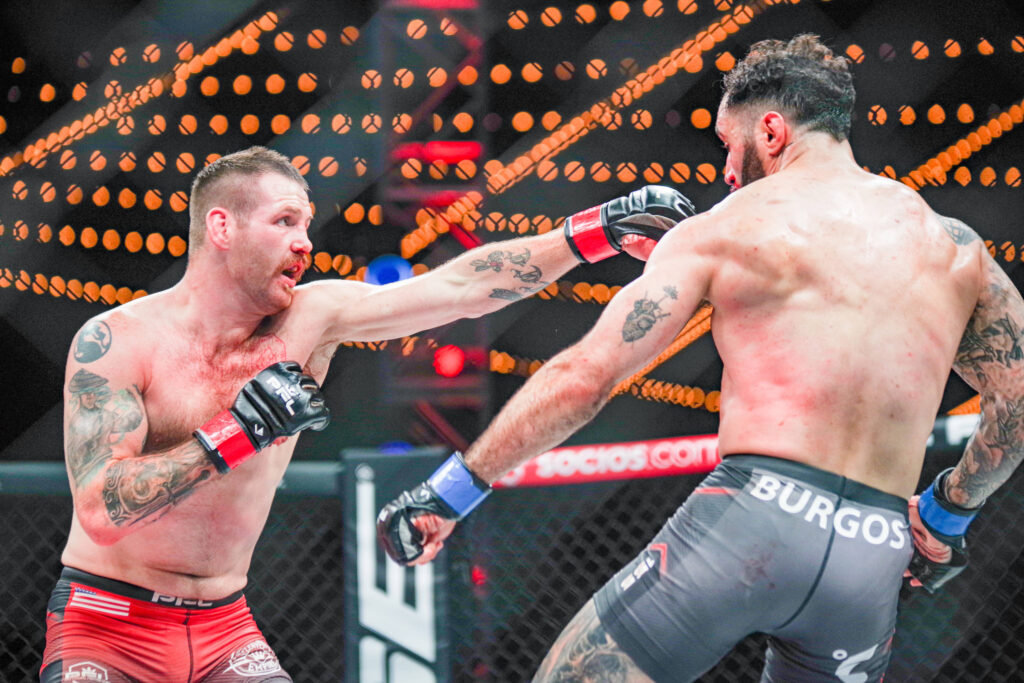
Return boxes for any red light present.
[423,140,482,163]
[433,345,466,377]
[470,564,488,586]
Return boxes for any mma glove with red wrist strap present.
[194,361,330,473]
[563,185,696,263]
[377,452,491,565]
[908,467,981,592]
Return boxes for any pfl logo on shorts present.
[63,662,109,682]
[619,543,667,593]
[228,640,283,677]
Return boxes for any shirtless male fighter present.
[41,145,694,682]
[378,35,1024,682]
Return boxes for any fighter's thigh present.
[40,658,139,683]
[532,599,654,683]
[203,638,293,683]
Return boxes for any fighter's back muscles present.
[64,309,217,546]
[940,215,1024,507]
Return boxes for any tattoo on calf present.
[622,287,678,342]
[65,370,143,487]
[103,446,214,526]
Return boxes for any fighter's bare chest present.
[140,334,292,452]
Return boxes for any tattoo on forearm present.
[533,601,649,683]
[951,398,1024,507]
[950,256,1024,507]
[477,248,551,301]
[102,444,215,526]
[66,370,143,487]
[622,286,677,342]
[471,248,531,272]
[938,215,981,245]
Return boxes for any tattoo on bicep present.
[533,601,650,683]
[74,321,113,363]
[102,445,215,526]
[65,370,144,487]
[938,216,981,245]
[621,286,678,343]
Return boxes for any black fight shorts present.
[594,454,913,683]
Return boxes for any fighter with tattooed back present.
[379,36,1024,682]
[43,145,694,682]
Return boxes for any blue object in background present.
[365,254,414,285]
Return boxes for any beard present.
[741,139,767,186]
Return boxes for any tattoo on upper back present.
[938,215,981,245]
[66,369,143,487]
[622,286,678,342]
[74,321,112,363]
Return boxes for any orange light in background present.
[271,114,291,135]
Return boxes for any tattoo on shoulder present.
[622,286,677,342]
[74,321,113,363]
[65,370,143,487]
[938,215,981,246]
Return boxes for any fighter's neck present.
[170,269,275,349]
[776,134,857,174]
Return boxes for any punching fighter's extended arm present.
[378,220,715,565]
[312,187,695,344]
[907,216,1024,591]
[65,316,328,545]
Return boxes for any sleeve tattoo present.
[950,257,1024,507]
[66,368,218,526]
[65,369,143,486]
[102,445,215,527]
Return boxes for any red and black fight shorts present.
[40,566,291,682]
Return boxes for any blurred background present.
[1,0,1023,681]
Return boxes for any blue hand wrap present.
[917,469,979,539]
[427,452,492,519]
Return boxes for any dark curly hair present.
[722,34,855,140]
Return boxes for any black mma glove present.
[377,452,491,565]
[907,468,981,593]
[563,185,696,263]
[194,361,330,473]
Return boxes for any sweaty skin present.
[409,106,997,565]
[61,171,604,600]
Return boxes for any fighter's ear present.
[760,111,790,157]
[205,207,231,250]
